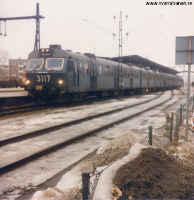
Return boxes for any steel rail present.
[0,94,143,117]
[0,93,172,175]
[0,93,162,147]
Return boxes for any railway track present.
[0,102,48,117]
[0,96,31,108]
[0,93,145,117]
[0,93,162,146]
[0,97,87,117]
[0,92,173,176]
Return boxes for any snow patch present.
[93,143,146,200]
[32,188,65,200]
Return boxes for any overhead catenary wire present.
[81,18,112,35]
[0,3,44,52]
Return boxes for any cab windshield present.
[46,58,64,71]
[26,58,43,71]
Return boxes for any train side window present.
[107,66,111,76]
[106,65,109,75]
[104,65,107,75]
[99,65,102,75]
[80,62,85,74]
[107,66,109,76]
[105,65,109,75]
[102,65,106,74]
[74,61,78,74]
[67,60,75,72]
[77,61,80,71]
[102,65,105,74]
[84,62,89,74]
[111,66,114,76]
[131,71,133,78]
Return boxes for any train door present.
[114,65,120,89]
[73,62,79,89]
[146,73,150,89]
[77,62,80,89]
[130,78,133,88]
[89,60,97,90]
[119,64,124,89]
[139,70,142,88]
[67,59,77,91]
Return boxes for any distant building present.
[0,59,27,87]
[0,65,9,80]
[9,59,27,68]
[9,58,27,77]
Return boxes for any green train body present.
[23,45,183,97]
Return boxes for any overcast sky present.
[0,0,194,69]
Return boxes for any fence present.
[164,95,194,144]
[82,168,107,200]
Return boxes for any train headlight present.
[25,79,31,86]
[58,79,64,85]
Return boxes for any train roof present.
[28,45,137,69]
[28,46,90,62]
[28,45,178,75]
[109,55,178,75]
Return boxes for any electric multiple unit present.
[23,45,183,97]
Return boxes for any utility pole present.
[186,64,191,139]
[0,3,44,54]
[118,11,123,59]
[113,11,129,59]
[185,37,192,140]
[34,3,41,53]
[176,36,194,141]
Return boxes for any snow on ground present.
[168,126,194,166]
[30,91,185,200]
[0,90,185,200]
[0,94,156,141]
[31,133,136,200]
[0,88,27,98]
[0,93,170,169]
[0,88,24,92]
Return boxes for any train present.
[23,44,183,97]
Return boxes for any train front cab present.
[23,57,67,96]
